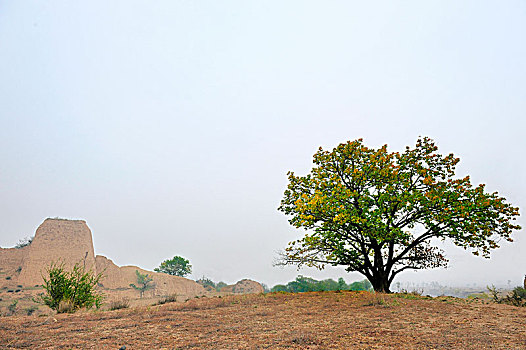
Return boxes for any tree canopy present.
[154,256,192,277]
[278,137,521,292]
[270,275,372,293]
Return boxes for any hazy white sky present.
[1,1,524,287]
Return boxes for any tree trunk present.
[369,274,392,293]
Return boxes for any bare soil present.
[1,291,525,349]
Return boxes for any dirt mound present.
[220,279,264,294]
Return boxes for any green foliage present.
[271,284,289,292]
[216,281,228,291]
[270,275,372,293]
[506,287,526,307]
[278,137,521,292]
[154,256,192,277]
[487,285,526,307]
[195,277,229,292]
[129,270,154,298]
[487,285,501,303]
[348,279,373,291]
[196,277,216,291]
[39,261,104,313]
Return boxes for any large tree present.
[278,137,520,293]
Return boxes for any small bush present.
[7,300,18,315]
[503,287,526,307]
[25,305,38,316]
[15,236,33,249]
[487,285,501,302]
[196,277,217,291]
[109,298,130,310]
[363,293,387,306]
[156,294,177,305]
[396,289,425,300]
[290,332,320,346]
[38,261,104,313]
[487,285,526,307]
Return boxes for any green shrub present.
[503,287,526,307]
[487,285,526,307]
[38,261,104,313]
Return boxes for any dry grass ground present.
[1,291,525,349]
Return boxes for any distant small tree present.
[261,283,271,293]
[348,279,373,291]
[215,281,228,292]
[197,277,217,291]
[39,261,104,313]
[338,277,347,290]
[15,236,34,249]
[271,284,289,292]
[154,256,192,277]
[129,270,154,298]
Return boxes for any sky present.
[0,1,525,288]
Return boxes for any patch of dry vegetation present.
[1,291,525,349]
